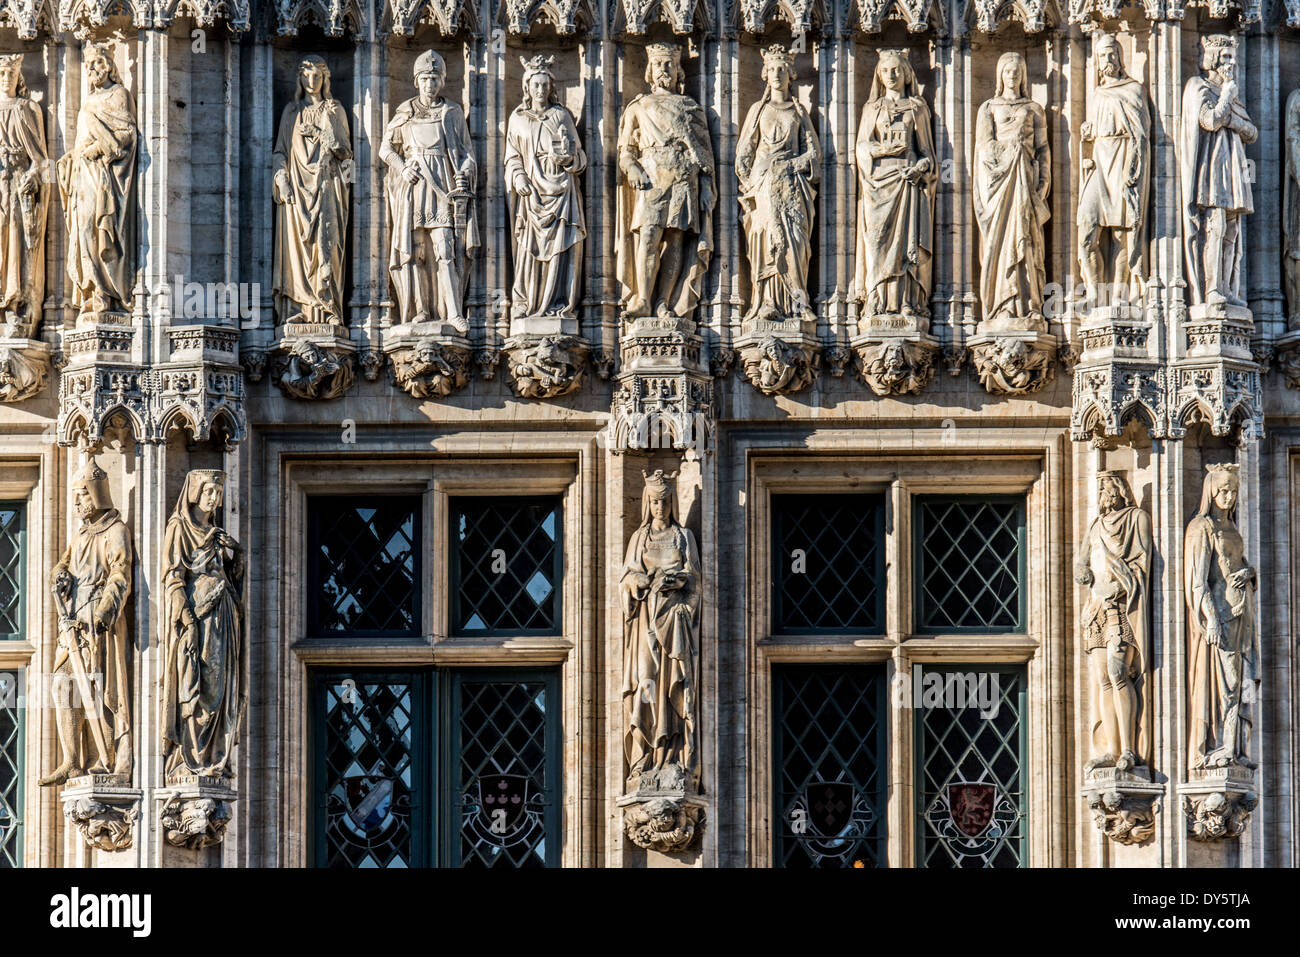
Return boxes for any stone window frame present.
[742,433,1068,868]
[278,448,596,867]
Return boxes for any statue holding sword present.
[39,460,133,787]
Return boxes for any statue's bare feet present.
[624,296,649,318]
[656,303,676,321]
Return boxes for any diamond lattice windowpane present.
[456,677,556,868]
[308,498,419,637]
[0,505,24,641]
[916,667,1026,868]
[1,674,23,868]
[772,495,885,634]
[916,498,1024,632]
[453,499,561,635]
[774,666,886,868]
[319,676,418,868]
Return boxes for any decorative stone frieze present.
[964,0,1060,35]
[854,0,944,33]
[613,0,710,39]
[734,0,824,36]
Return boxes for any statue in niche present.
[616,43,716,322]
[1180,35,1256,310]
[0,54,48,335]
[620,469,701,789]
[854,49,936,324]
[1074,471,1152,775]
[273,55,351,326]
[40,461,133,786]
[1078,35,1150,308]
[381,50,478,334]
[973,52,1050,332]
[161,470,245,782]
[1185,464,1258,771]
[58,42,136,322]
[505,55,586,324]
[736,44,820,323]
[1282,87,1299,326]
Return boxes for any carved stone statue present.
[1181,35,1256,309]
[854,49,936,325]
[1074,471,1152,775]
[742,334,819,395]
[161,470,245,782]
[58,43,136,322]
[380,50,478,333]
[277,337,354,401]
[620,469,701,788]
[0,54,48,335]
[1078,35,1150,308]
[39,460,133,786]
[737,45,820,323]
[616,43,716,321]
[392,339,470,399]
[1284,87,1300,327]
[973,52,1050,332]
[1185,463,1258,771]
[505,55,586,324]
[273,55,351,326]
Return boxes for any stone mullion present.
[1235,434,1264,864]
[481,31,508,352]
[1244,28,1282,338]
[579,37,605,351]
[1150,433,1185,866]
[952,37,975,341]
[224,36,240,303]
[248,40,275,342]
[931,35,952,337]
[827,34,852,341]
[350,37,387,342]
[1150,20,1181,368]
[709,35,738,344]
[137,29,170,368]
[696,450,719,867]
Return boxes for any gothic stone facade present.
[0,0,1298,868]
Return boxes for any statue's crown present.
[521,54,555,78]
[645,42,682,65]
[1205,462,1240,476]
[761,44,793,67]
[879,48,911,62]
[642,469,678,493]
[1201,34,1237,54]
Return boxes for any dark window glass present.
[453,673,559,868]
[915,497,1025,633]
[0,504,24,641]
[916,666,1026,868]
[308,497,419,637]
[774,666,886,868]
[315,673,422,868]
[1,669,23,867]
[452,498,561,635]
[771,494,885,634]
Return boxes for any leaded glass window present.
[1,669,22,867]
[914,497,1025,633]
[308,497,420,637]
[0,504,24,641]
[452,672,559,868]
[452,498,561,635]
[315,673,422,868]
[771,494,885,634]
[916,666,1026,868]
[774,666,886,868]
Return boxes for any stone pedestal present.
[617,766,705,854]
[273,324,357,401]
[734,316,820,397]
[1082,766,1164,847]
[159,776,236,851]
[383,323,472,400]
[969,331,1058,396]
[1180,767,1258,843]
[612,314,713,454]
[61,774,141,853]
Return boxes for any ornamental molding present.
[155,0,250,28]
[388,0,478,35]
[853,0,945,34]
[733,0,825,35]
[0,0,52,37]
[962,0,1061,33]
[274,0,365,36]
[498,0,591,34]
[1071,362,1166,441]
[613,0,711,35]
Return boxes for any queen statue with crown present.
[161,469,246,782]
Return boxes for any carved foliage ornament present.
[275,0,365,36]
[500,0,590,34]
[856,0,943,33]
[615,0,710,36]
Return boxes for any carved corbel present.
[503,334,589,399]
[969,333,1058,396]
[738,334,820,397]
[852,336,938,397]
[0,338,51,403]
[160,794,233,851]
[61,777,141,853]
[1183,783,1258,842]
[273,334,356,401]
[389,336,472,400]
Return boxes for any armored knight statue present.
[1074,472,1153,775]
[381,50,479,333]
[39,461,134,786]
[620,470,701,790]
[736,44,820,323]
[1078,35,1150,308]
[273,55,351,326]
[973,52,1051,332]
[854,49,937,324]
[1181,35,1256,309]
[616,43,716,322]
[505,55,586,324]
[0,54,48,335]
[1284,86,1300,327]
[1185,464,1259,771]
[58,43,136,322]
[161,470,245,782]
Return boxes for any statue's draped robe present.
[736,94,820,320]
[1078,77,1149,282]
[854,93,937,317]
[1185,513,1259,769]
[619,522,701,782]
[0,94,47,322]
[1180,75,1254,305]
[1077,505,1153,764]
[616,89,716,318]
[160,487,244,779]
[973,97,1050,329]
[504,102,586,320]
[58,82,136,313]
[273,97,351,324]
[1283,90,1300,302]
[52,509,132,773]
